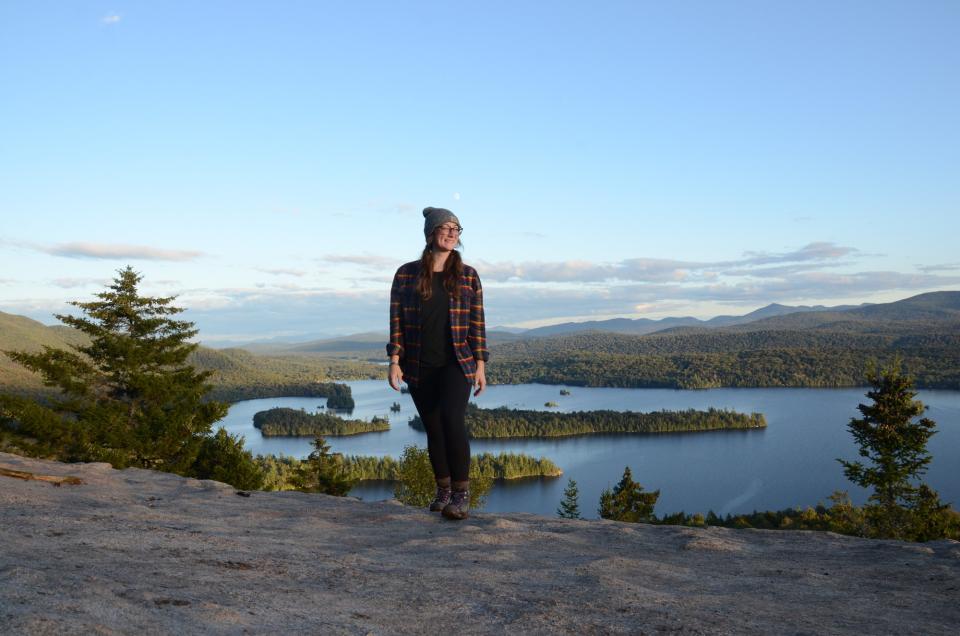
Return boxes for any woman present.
[387,206,489,520]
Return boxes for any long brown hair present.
[417,240,463,301]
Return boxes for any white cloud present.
[6,239,956,341]
[38,241,204,261]
[316,253,399,269]
[918,263,960,273]
[476,242,861,284]
[102,13,121,25]
[256,268,307,277]
[50,277,110,288]
[739,242,859,266]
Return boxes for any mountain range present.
[222,293,960,356]
[3,291,959,394]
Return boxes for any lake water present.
[219,382,960,520]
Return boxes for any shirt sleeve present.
[386,268,405,358]
[468,270,490,362]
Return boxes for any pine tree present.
[392,444,493,509]
[838,360,945,540]
[393,445,438,507]
[191,428,265,490]
[598,466,660,523]
[2,267,228,473]
[557,477,582,519]
[293,435,353,496]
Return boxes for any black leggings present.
[408,362,472,482]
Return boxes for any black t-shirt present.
[419,274,456,367]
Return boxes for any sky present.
[1,1,958,344]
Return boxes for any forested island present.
[211,380,356,406]
[253,407,388,436]
[408,403,765,438]
[256,451,562,488]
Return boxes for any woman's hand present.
[473,361,486,397]
[388,362,403,391]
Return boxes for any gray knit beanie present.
[422,207,461,241]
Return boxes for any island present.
[253,407,389,437]
[409,403,765,438]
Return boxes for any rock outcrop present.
[1,451,958,634]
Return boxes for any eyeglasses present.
[437,225,463,235]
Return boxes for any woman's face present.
[432,222,462,252]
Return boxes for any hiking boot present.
[442,489,470,520]
[429,486,452,512]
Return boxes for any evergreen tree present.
[393,445,437,507]
[598,466,660,523]
[557,477,582,519]
[191,428,265,490]
[393,444,493,509]
[838,360,946,540]
[292,435,353,496]
[1,267,228,474]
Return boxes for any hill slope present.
[488,292,960,389]
[0,311,377,400]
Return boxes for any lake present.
[219,382,960,520]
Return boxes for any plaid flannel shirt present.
[387,260,489,388]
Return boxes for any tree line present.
[486,330,960,389]
[255,449,561,489]
[409,403,765,438]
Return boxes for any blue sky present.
[1,1,958,343]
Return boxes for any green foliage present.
[598,467,660,523]
[190,428,265,490]
[338,454,399,481]
[557,478,582,519]
[839,360,948,540]
[649,491,960,541]
[254,454,302,491]
[652,496,959,542]
[471,452,562,479]
[410,404,764,438]
[252,407,389,436]
[1,267,227,474]
[290,435,354,496]
[252,450,560,490]
[392,445,436,507]
[392,445,493,509]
